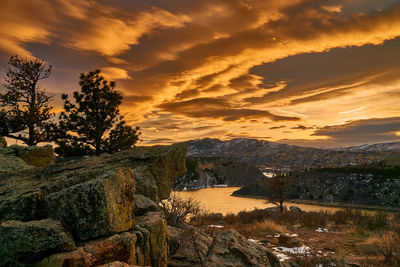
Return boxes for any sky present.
[0,0,399,148]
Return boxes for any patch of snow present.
[274,233,280,237]
[206,225,224,228]
[316,227,329,232]
[285,233,298,237]
[274,245,311,255]
[272,250,291,262]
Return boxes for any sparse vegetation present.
[380,231,400,265]
[159,193,209,227]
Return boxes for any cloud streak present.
[1,0,400,146]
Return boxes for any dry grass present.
[239,219,286,238]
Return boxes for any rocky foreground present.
[0,141,283,267]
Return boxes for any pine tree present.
[0,55,53,145]
[53,69,140,157]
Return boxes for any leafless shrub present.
[380,231,400,265]
[159,193,205,227]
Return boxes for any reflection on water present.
[174,187,343,215]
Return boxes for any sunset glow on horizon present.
[0,0,399,147]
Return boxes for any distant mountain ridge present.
[332,142,400,152]
[185,138,400,170]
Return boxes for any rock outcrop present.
[174,157,265,190]
[0,219,76,262]
[0,144,55,167]
[0,144,186,266]
[0,143,280,267]
[167,226,281,267]
[134,194,158,216]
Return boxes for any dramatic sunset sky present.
[0,0,399,147]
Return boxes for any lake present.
[174,187,344,215]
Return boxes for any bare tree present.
[0,55,53,145]
[265,173,290,211]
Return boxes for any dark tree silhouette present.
[52,69,140,157]
[0,55,53,145]
[265,173,290,211]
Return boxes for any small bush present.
[353,210,388,231]
[159,193,207,227]
[380,231,400,265]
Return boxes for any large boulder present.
[0,144,55,167]
[134,194,157,216]
[134,165,159,201]
[136,212,168,267]
[37,232,137,267]
[0,144,187,265]
[47,168,136,241]
[167,226,213,267]
[0,153,33,177]
[0,165,136,242]
[0,188,48,223]
[84,232,137,265]
[167,227,280,267]
[133,225,151,266]
[103,144,187,200]
[35,248,96,267]
[0,219,75,263]
[208,229,280,267]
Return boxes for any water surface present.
[174,187,343,215]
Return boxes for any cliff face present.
[0,144,187,266]
[174,157,265,190]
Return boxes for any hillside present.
[333,142,400,152]
[186,138,400,170]
[233,164,400,207]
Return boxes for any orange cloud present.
[1,0,400,146]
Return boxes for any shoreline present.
[232,193,400,212]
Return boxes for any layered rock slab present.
[0,219,75,263]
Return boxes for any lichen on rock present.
[47,167,136,241]
[0,144,55,167]
[0,218,76,263]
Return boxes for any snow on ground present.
[206,225,224,228]
[275,245,311,254]
[272,245,312,261]
[285,232,298,237]
[316,227,329,232]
